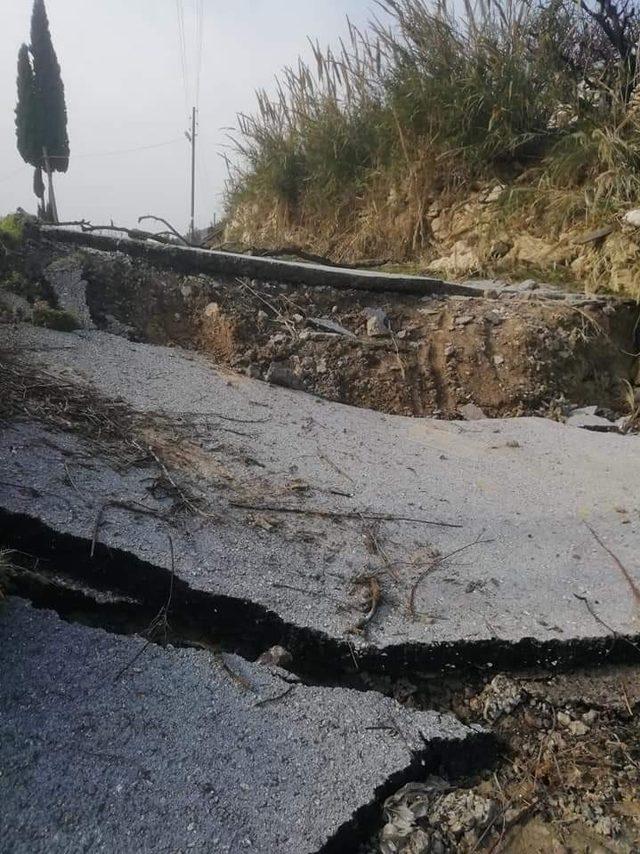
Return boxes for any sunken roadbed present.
[2,324,640,663]
[0,599,490,854]
[2,322,640,851]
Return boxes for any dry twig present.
[229,499,461,528]
[408,533,492,619]
[584,522,640,604]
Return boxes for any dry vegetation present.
[224,0,640,295]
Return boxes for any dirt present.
[362,665,640,853]
[3,234,640,853]
[3,239,637,422]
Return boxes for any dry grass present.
[0,357,138,449]
[0,354,217,517]
[225,0,640,281]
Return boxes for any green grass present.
[33,302,79,332]
[0,214,24,250]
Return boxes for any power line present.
[175,0,189,110]
[44,138,183,162]
[2,137,184,180]
[195,0,205,109]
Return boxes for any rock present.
[488,239,511,259]
[307,316,356,338]
[292,313,304,324]
[257,309,268,323]
[316,357,328,374]
[485,310,504,326]
[572,225,614,245]
[557,711,572,728]
[459,403,487,421]
[44,259,94,329]
[508,235,576,267]
[0,290,33,322]
[493,355,505,367]
[245,363,262,379]
[483,184,505,204]
[623,209,640,228]
[265,361,304,390]
[257,645,293,669]
[204,301,220,319]
[426,240,480,276]
[568,719,590,736]
[582,709,599,726]
[572,405,598,416]
[473,675,525,723]
[380,777,498,854]
[455,315,474,326]
[566,408,618,432]
[364,308,391,337]
[514,279,539,292]
[104,314,136,340]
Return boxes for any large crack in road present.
[2,321,640,851]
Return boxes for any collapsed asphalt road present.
[0,599,491,854]
[2,322,640,851]
[2,324,640,661]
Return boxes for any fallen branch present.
[348,574,382,635]
[138,215,192,246]
[254,685,295,707]
[53,219,174,244]
[112,534,176,681]
[584,522,640,604]
[228,500,462,528]
[91,499,166,558]
[181,410,270,425]
[573,593,640,654]
[134,441,219,520]
[236,277,297,336]
[408,533,493,619]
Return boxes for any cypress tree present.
[30,0,69,173]
[15,43,40,168]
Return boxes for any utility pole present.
[189,107,197,243]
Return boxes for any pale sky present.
[1,0,375,232]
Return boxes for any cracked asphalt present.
[2,324,640,653]
[0,598,486,853]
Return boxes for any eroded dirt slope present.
[2,235,638,421]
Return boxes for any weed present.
[0,214,24,252]
[32,301,79,332]
[225,0,640,283]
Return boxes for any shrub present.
[33,300,79,331]
[0,214,25,251]
[225,0,640,260]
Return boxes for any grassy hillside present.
[225,0,640,295]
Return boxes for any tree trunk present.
[42,147,59,223]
